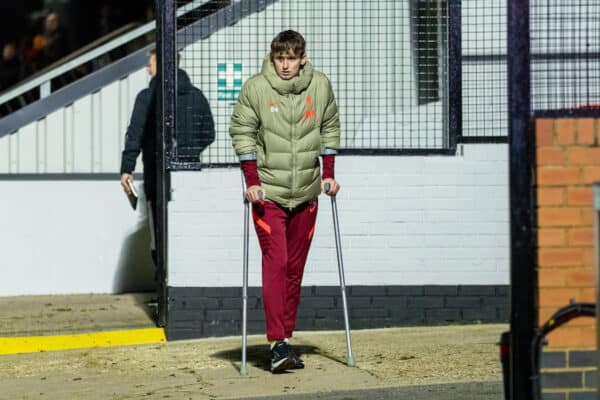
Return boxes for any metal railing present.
[0,0,215,111]
[531,0,600,115]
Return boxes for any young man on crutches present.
[230,30,341,373]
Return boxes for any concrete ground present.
[0,293,506,399]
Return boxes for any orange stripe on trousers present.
[252,210,272,234]
[308,224,315,240]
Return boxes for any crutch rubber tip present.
[240,366,248,376]
[347,356,355,367]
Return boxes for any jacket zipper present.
[289,93,296,210]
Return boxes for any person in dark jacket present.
[0,42,21,91]
[39,12,69,67]
[120,49,215,311]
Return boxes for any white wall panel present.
[3,68,149,175]
[16,123,37,173]
[8,132,18,173]
[64,104,75,173]
[117,78,129,160]
[91,91,103,173]
[100,81,122,172]
[0,130,9,172]
[0,180,155,295]
[168,144,509,288]
[45,109,64,172]
[72,95,93,172]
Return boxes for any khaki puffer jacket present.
[230,56,340,208]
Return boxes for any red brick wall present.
[536,117,597,349]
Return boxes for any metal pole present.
[592,182,600,400]
[155,0,176,328]
[447,0,462,152]
[507,1,537,399]
[329,191,355,367]
[240,173,249,376]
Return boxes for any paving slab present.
[0,293,506,399]
[0,293,156,337]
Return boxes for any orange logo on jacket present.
[303,96,316,119]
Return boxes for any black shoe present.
[270,341,296,373]
[288,345,305,369]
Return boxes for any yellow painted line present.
[0,328,166,355]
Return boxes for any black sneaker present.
[270,341,296,373]
[288,345,305,369]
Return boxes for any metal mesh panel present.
[170,0,229,167]
[531,0,600,112]
[462,0,508,137]
[172,0,450,166]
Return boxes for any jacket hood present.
[148,69,196,94]
[261,55,314,95]
[177,68,194,94]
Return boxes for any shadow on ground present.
[212,343,320,372]
[129,291,158,324]
[113,222,155,294]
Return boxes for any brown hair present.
[270,30,306,59]
[149,48,181,66]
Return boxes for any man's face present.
[272,50,306,80]
[147,54,157,78]
[3,44,16,61]
[45,13,59,33]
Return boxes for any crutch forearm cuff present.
[238,152,257,161]
[320,147,338,155]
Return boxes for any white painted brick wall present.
[168,143,509,287]
[0,144,508,296]
[0,180,155,296]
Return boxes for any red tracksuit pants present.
[252,199,318,341]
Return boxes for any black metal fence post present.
[155,0,177,328]
[447,0,462,152]
[507,0,537,399]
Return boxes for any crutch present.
[240,172,263,376]
[240,172,250,376]
[325,182,355,367]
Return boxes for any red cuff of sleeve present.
[322,155,335,179]
[241,160,261,187]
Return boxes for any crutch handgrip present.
[324,182,331,194]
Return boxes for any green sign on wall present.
[217,63,242,101]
